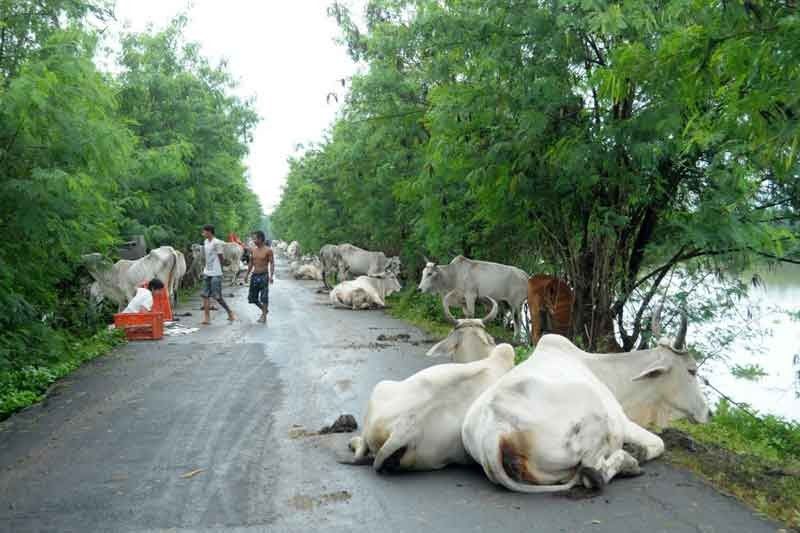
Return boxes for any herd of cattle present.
[274,238,710,493]
[83,237,710,493]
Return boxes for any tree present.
[274,0,799,350]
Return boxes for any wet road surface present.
[0,260,783,532]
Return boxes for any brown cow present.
[528,275,574,344]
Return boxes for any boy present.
[201,224,236,324]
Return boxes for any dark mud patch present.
[561,485,601,501]
[288,490,352,511]
[662,427,800,530]
[320,342,392,350]
[319,414,358,434]
[288,415,358,439]
[376,333,411,342]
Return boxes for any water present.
[700,265,800,422]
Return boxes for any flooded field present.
[699,265,800,422]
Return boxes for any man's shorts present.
[248,272,269,308]
[201,275,223,299]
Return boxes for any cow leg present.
[622,421,665,462]
[580,449,640,488]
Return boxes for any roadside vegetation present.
[0,2,263,419]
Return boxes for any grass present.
[664,401,800,529]
[385,288,521,344]
[0,328,125,420]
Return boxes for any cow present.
[83,246,184,310]
[335,244,397,281]
[461,309,709,493]
[291,255,323,281]
[427,291,498,363]
[344,344,516,471]
[191,242,244,285]
[287,241,302,260]
[170,250,187,305]
[320,244,340,288]
[274,240,288,257]
[418,255,529,339]
[528,275,574,344]
[329,274,401,310]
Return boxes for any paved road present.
[0,260,783,532]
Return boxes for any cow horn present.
[673,311,688,352]
[651,304,663,338]
[442,291,458,324]
[481,297,499,325]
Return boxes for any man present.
[122,278,164,314]
[247,230,274,323]
[201,224,236,324]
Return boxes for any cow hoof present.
[622,442,649,463]
[578,466,605,491]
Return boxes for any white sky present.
[108,1,364,213]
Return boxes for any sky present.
[109,1,364,213]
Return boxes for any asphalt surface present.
[0,259,784,532]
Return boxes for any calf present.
[329,274,401,310]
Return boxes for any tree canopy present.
[0,2,263,373]
[273,0,799,350]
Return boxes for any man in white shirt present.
[122,278,164,314]
[201,224,236,324]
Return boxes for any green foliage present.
[514,345,533,365]
[385,289,452,338]
[274,0,800,351]
[0,328,125,420]
[0,4,263,412]
[730,363,768,381]
[670,401,800,528]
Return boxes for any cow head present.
[630,306,709,425]
[427,291,498,363]
[418,260,448,294]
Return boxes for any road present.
[0,259,783,532]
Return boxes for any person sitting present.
[122,278,165,314]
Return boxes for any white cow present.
[287,240,301,261]
[291,255,323,281]
[427,291,498,363]
[191,242,244,285]
[418,255,528,339]
[329,275,401,310]
[83,246,184,310]
[346,344,516,471]
[462,311,709,492]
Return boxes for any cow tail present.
[488,435,580,494]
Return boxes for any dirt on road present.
[0,260,784,532]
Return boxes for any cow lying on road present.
[461,310,709,492]
[344,344,516,471]
[329,275,401,310]
[426,291,498,363]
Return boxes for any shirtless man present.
[247,231,275,323]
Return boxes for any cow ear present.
[632,365,670,381]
